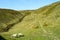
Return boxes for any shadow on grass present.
[3,16,25,32]
[0,35,6,40]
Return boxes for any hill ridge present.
[0,1,60,40]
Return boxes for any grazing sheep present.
[18,33,24,37]
[11,33,24,38]
[11,34,18,38]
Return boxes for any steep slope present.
[1,1,60,40]
[19,10,35,16]
[0,9,23,32]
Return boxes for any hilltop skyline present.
[0,0,59,10]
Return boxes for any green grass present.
[0,1,60,40]
[0,9,24,32]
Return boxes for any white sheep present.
[11,33,24,38]
[11,34,18,38]
[18,33,24,37]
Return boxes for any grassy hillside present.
[0,1,60,40]
[0,9,23,32]
[19,10,35,16]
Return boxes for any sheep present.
[11,34,18,38]
[11,33,24,38]
[18,33,24,37]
